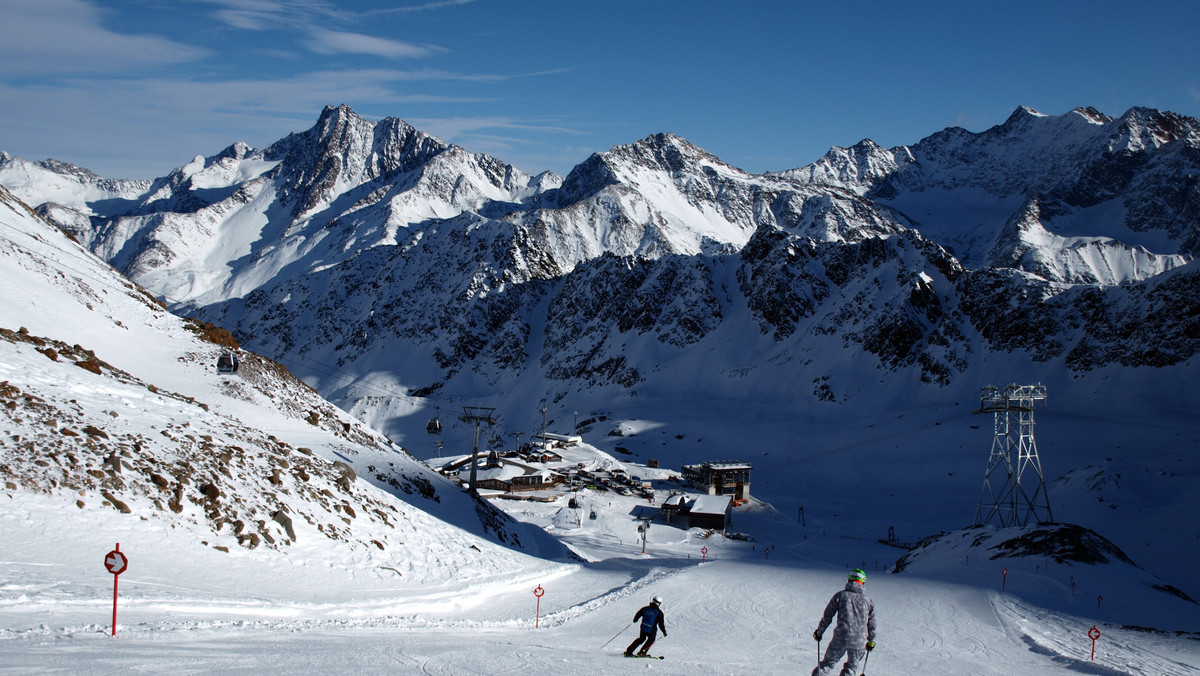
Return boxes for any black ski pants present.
[625,629,658,655]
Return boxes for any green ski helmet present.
[848,568,867,584]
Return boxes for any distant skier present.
[624,596,667,657]
[811,568,876,676]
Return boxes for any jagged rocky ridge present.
[2,104,1199,426]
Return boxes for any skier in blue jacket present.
[812,569,876,676]
[624,596,667,656]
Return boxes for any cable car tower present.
[459,406,497,495]
[973,384,1053,527]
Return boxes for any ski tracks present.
[993,595,1200,676]
[530,565,683,630]
[875,576,1022,674]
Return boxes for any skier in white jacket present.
[812,568,876,676]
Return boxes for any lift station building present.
[681,460,751,501]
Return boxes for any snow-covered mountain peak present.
[0,152,151,214]
[1071,105,1112,125]
[31,156,104,181]
[778,137,910,195]
[611,131,736,175]
[1106,106,1200,153]
[263,104,449,217]
[552,132,736,204]
[1001,105,1047,126]
[217,141,255,160]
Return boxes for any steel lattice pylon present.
[459,406,497,495]
[973,384,1053,527]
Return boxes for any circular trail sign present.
[105,550,128,575]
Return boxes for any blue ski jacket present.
[634,605,666,635]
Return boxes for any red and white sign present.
[533,585,545,628]
[104,544,128,637]
[105,549,128,575]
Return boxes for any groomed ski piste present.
[3,456,1200,675]
[3,489,1200,675]
[2,188,1199,675]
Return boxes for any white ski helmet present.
[651,596,663,606]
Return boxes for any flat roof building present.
[681,461,751,501]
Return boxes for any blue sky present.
[3,0,1199,180]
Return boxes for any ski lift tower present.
[973,384,1053,527]
[459,406,497,495]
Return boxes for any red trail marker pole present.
[1088,625,1100,661]
[103,543,129,637]
[1001,567,1008,592]
[533,585,544,628]
[701,546,708,563]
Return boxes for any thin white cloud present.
[308,29,442,59]
[0,66,588,178]
[199,1,447,60]
[364,0,478,15]
[212,8,276,31]
[408,117,590,140]
[0,0,209,75]
[0,0,583,177]
[0,69,491,160]
[201,0,353,31]
[200,0,472,31]
[22,69,486,115]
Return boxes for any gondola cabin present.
[216,351,239,374]
[426,407,443,434]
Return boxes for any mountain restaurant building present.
[687,495,733,531]
[681,461,751,501]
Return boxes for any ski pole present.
[816,636,821,666]
[861,648,870,676]
[600,621,634,649]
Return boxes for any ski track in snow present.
[9,514,1198,675]
[3,488,1200,675]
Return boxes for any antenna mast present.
[973,384,1053,527]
